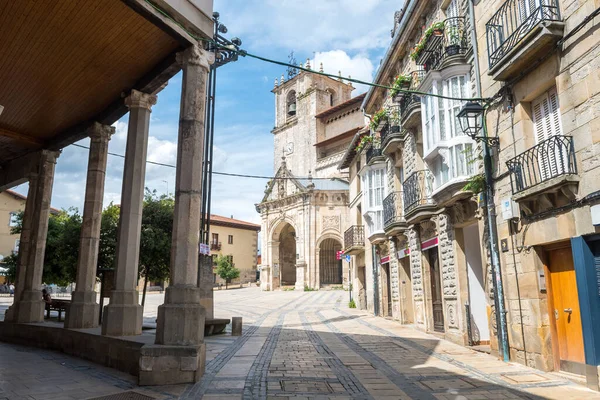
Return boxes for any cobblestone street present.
[1,288,598,399]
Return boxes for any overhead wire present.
[143,0,490,103]
[70,143,341,181]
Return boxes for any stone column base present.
[156,285,205,346]
[101,290,142,336]
[64,291,99,329]
[295,263,306,291]
[16,291,44,323]
[138,343,206,385]
[4,304,17,322]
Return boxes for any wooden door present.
[428,248,445,332]
[547,247,585,367]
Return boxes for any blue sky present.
[13,0,401,224]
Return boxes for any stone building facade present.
[341,0,491,348]
[256,66,364,291]
[474,0,600,390]
[341,0,600,391]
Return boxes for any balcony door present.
[532,88,565,180]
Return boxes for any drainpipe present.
[468,0,510,362]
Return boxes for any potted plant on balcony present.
[445,24,461,56]
[410,22,445,62]
[355,135,373,153]
[369,108,388,131]
[390,74,412,98]
[432,21,445,36]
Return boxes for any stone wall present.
[474,0,600,371]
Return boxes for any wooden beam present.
[47,52,181,151]
[0,127,43,147]
[122,0,199,47]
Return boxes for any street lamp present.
[457,101,499,147]
[458,98,510,362]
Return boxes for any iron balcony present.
[416,17,470,73]
[344,225,365,254]
[506,135,577,195]
[486,0,563,80]
[402,170,435,215]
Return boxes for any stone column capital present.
[40,149,61,165]
[176,44,214,72]
[124,89,157,111]
[87,122,115,143]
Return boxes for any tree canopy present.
[6,188,175,288]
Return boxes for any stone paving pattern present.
[0,288,599,399]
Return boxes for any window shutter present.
[533,88,564,179]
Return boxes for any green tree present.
[98,202,120,271]
[139,189,174,306]
[215,255,240,289]
[1,252,18,283]
[8,209,82,286]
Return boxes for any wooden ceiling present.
[0,0,181,162]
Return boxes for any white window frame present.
[421,68,477,191]
[8,212,18,227]
[360,166,387,236]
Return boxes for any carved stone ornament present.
[124,89,157,111]
[176,44,214,71]
[447,302,457,328]
[419,220,437,241]
[322,216,340,231]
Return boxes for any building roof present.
[2,189,60,214]
[209,214,261,231]
[315,127,361,148]
[315,93,366,119]
[296,178,349,191]
[338,127,369,169]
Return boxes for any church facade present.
[256,63,365,290]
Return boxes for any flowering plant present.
[410,21,445,61]
[390,74,412,98]
[369,108,389,131]
[355,135,373,152]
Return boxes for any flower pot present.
[433,29,444,36]
[446,44,460,56]
[400,81,411,89]
[391,125,401,133]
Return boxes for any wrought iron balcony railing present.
[402,170,435,214]
[506,135,577,195]
[210,242,222,251]
[383,191,404,228]
[416,17,469,72]
[344,225,365,250]
[366,145,383,164]
[487,0,561,69]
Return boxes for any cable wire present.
[70,143,342,181]
[143,0,490,103]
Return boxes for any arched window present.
[286,90,297,117]
[326,88,336,107]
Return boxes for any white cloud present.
[311,50,374,93]
[218,0,399,55]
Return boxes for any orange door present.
[548,247,585,365]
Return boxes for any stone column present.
[17,150,60,323]
[4,171,39,322]
[156,45,213,348]
[102,90,156,336]
[198,255,214,320]
[65,123,114,329]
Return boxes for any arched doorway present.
[279,224,296,285]
[319,238,342,285]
